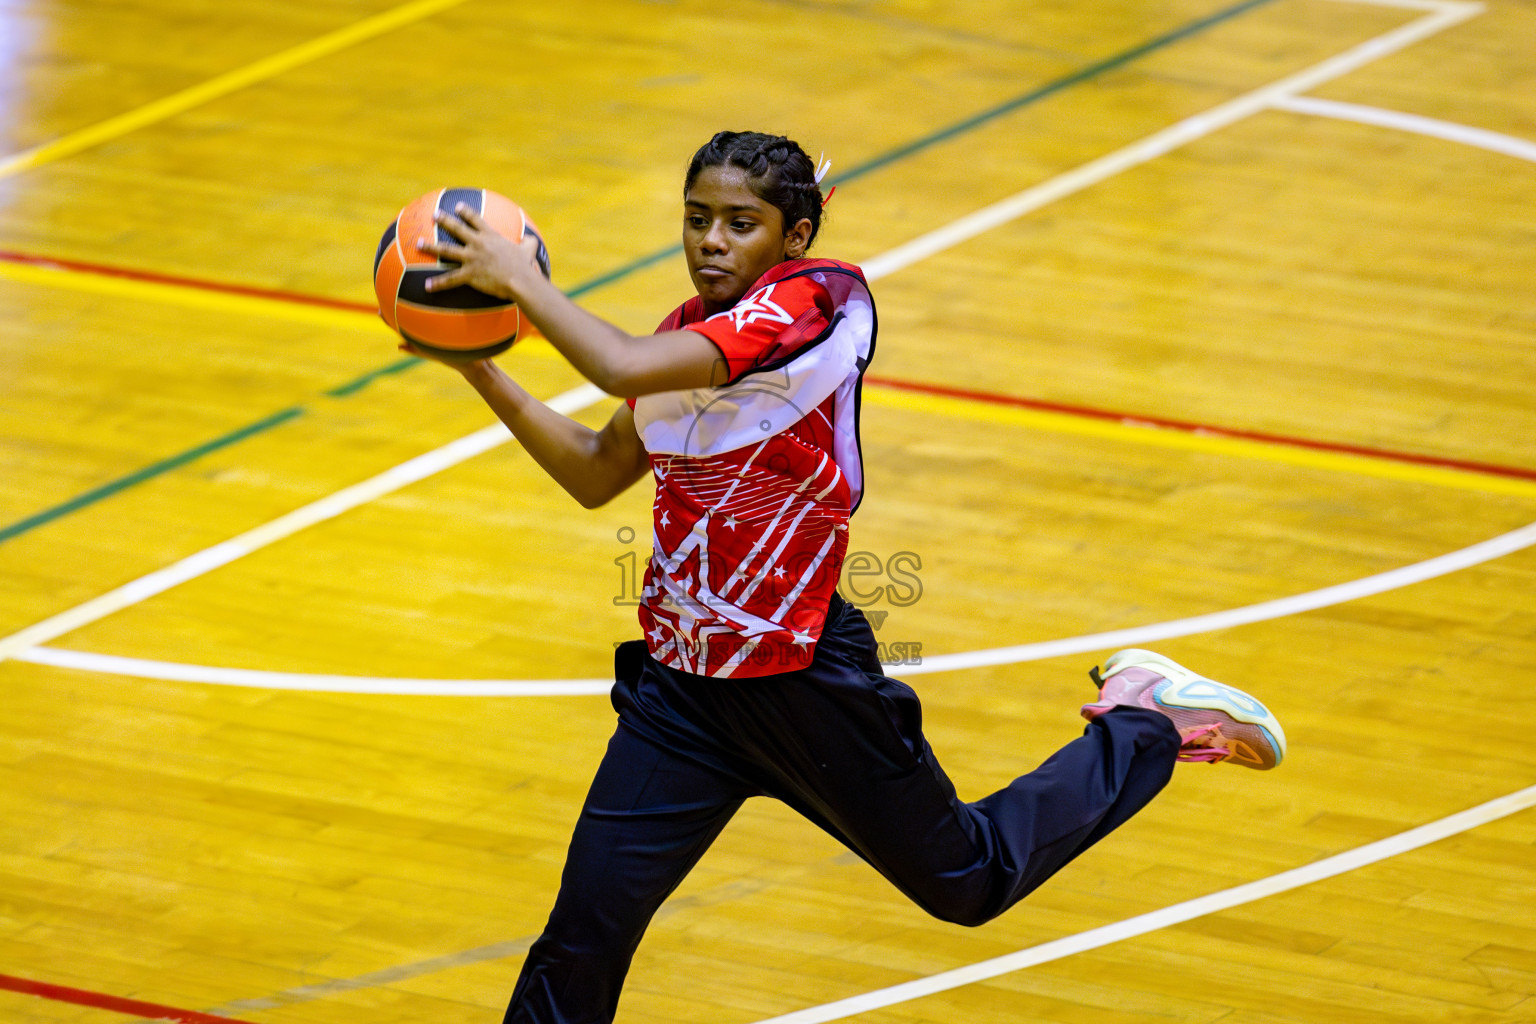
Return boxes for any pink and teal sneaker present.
[1081,649,1286,770]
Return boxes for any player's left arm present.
[416,206,726,397]
[425,355,650,508]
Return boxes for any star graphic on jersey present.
[723,515,738,529]
[790,631,813,646]
[771,565,786,578]
[708,283,795,332]
[659,510,671,528]
[648,626,666,644]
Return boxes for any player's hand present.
[415,203,543,300]
[396,339,498,376]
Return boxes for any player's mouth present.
[695,266,731,282]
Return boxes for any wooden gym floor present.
[2,0,1534,1021]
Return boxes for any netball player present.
[406,130,1287,1024]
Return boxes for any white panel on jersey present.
[633,296,874,461]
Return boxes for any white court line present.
[13,2,1524,1022]
[904,518,1536,675]
[11,645,612,695]
[746,783,1536,1024]
[1272,94,1536,162]
[17,517,1536,691]
[0,0,1489,682]
[861,0,1483,280]
[9,648,614,695]
[0,385,604,662]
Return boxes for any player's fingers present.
[423,267,467,292]
[453,202,490,232]
[433,208,475,242]
[415,235,466,262]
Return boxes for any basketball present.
[373,188,551,361]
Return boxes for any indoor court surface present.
[3,0,1536,1021]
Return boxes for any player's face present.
[683,165,793,313]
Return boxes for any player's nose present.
[701,220,729,252]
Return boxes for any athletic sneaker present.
[1080,649,1286,770]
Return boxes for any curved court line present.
[746,781,1536,1024]
[20,518,1536,692]
[1272,94,1536,162]
[14,647,613,695]
[904,518,1536,675]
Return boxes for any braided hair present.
[684,131,825,249]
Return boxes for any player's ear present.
[784,217,813,259]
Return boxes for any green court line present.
[834,0,1276,182]
[0,0,1278,546]
[546,0,1279,297]
[324,355,419,397]
[0,407,304,544]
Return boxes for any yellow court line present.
[0,0,474,179]
[0,257,554,360]
[0,259,383,330]
[862,386,1536,500]
[6,237,1525,497]
[5,245,1525,498]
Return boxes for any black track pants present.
[504,598,1180,1023]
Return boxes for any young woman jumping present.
[406,130,1287,1024]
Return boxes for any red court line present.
[0,248,375,314]
[8,248,1535,485]
[0,972,259,1024]
[864,375,1536,484]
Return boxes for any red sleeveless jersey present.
[629,258,876,677]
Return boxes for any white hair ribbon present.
[814,152,832,184]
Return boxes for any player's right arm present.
[416,206,727,398]
[450,357,649,509]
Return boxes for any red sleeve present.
[682,273,832,383]
[654,296,699,334]
[633,296,703,409]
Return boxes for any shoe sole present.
[1103,649,1287,767]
